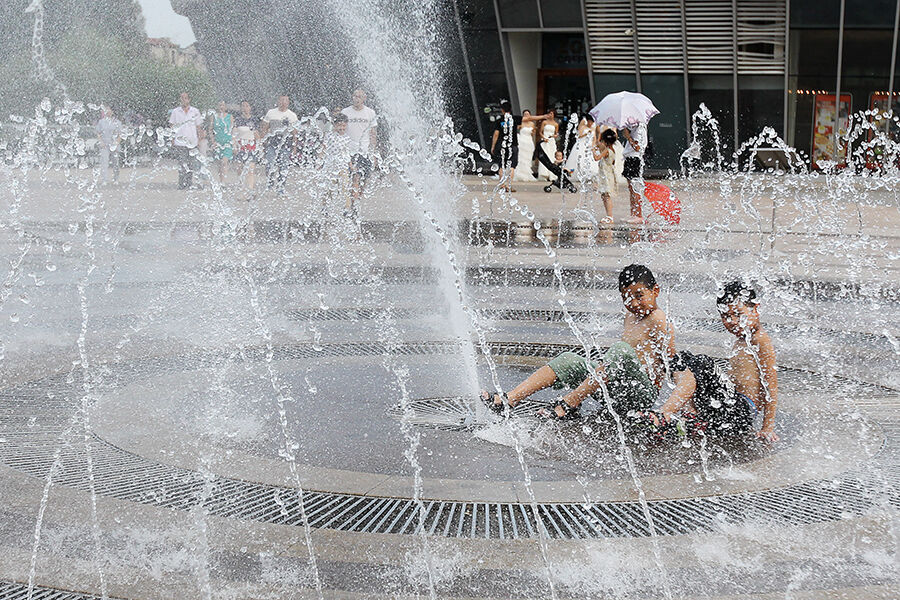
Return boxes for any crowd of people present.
[490,101,650,224]
[95,89,379,214]
[168,89,377,211]
[95,93,654,224]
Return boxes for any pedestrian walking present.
[261,95,299,194]
[622,124,648,224]
[95,106,122,184]
[168,92,202,189]
[233,101,260,198]
[213,101,233,183]
[341,89,378,215]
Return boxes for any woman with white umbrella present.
[590,91,659,224]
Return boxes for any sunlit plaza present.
[0,1,899,599]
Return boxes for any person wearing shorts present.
[233,101,260,197]
[481,265,676,421]
[621,124,647,224]
[547,342,657,417]
[350,153,372,183]
[637,350,755,441]
[341,89,378,216]
[212,101,233,183]
[261,95,299,194]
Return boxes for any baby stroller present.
[536,146,577,193]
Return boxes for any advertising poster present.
[866,93,900,170]
[811,94,851,169]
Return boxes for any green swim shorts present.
[547,341,657,414]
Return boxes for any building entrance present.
[537,69,591,117]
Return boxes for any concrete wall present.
[508,32,541,114]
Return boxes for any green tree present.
[51,29,215,121]
[0,1,214,123]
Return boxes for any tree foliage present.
[52,29,215,121]
[0,0,214,122]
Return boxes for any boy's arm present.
[649,310,676,360]
[756,332,779,442]
[490,129,499,154]
[645,310,676,387]
[660,369,696,421]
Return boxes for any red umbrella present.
[644,182,681,225]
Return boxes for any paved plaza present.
[0,162,897,598]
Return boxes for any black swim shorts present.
[623,156,642,180]
[495,145,519,169]
[351,154,373,181]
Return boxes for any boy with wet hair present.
[640,349,754,440]
[635,281,778,442]
[481,264,675,420]
[716,281,779,441]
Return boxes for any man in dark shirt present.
[490,101,549,191]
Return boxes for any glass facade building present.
[448,0,900,170]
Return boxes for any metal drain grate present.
[386,396,551,431]
[0,342,897,540]
[287,308,899,354]
[0,581,115,599]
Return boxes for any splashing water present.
[2,1,899,599]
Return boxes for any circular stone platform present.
[0,339,894,543]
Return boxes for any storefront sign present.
[811,94,851,169]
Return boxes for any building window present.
[497,0,540,29]
[539,0,583,28]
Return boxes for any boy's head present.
[554,150,564,162]
[500,100,512,114]
[333,113,348,135]
[618,264,659,317]
[717,281,760,336]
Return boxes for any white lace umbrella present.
[589,91,660,128]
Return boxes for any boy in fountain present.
[716,281,778,441]
[481,264,675,420]
[642,282,779,441]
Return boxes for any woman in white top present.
[514,110,537,181]
[564,114,599,182]
[537,110,559,181]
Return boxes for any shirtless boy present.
[644,349,755,439]
[715,281,778,441]
[481,264,675,420]
[618,281,777,442]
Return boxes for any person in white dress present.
[564,115,599,183]
[538,110,559,181]
[513,110,536,181]
[592,127,620,223]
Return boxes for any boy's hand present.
[757,428,779,442]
